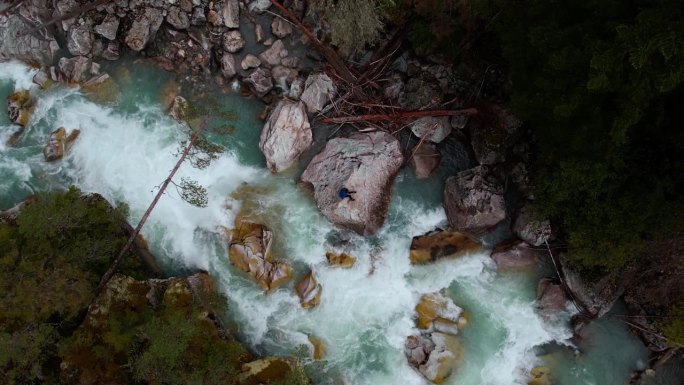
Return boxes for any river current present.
[0,60,650,385]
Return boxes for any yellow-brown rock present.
[7,89,34,127]
[237,357,299,385]
[528,366,553,385]
[43,127,81,161]
[82,74,120,104]
[325,251,356,268]
[295,270,322,308]
[228,219,292,291]
[308,335,326,360]
[409,229,482,264]
[415,292,465,336]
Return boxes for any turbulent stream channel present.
[0,61,651,385]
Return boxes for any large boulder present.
[411,117,451,144]
[94,14,120,40]
[295,271,322,308]
[300,131,404,236]
[300,73,335,113]
[43,127,80,161]
[405,332,463,384]
[536,278,567,314]
[513,206,554,247]
[228,219,292,291]
[67,25,93,56]
[443,165,507,235]
[410,142,440,179]
[415,292,467,336]
[259,100,312,172]
[244,68,273,97]
[125,8,164,52]
[409,229,482,264]
[58,56,91,83]
[7,90,34,127]
[490,240,538,270]
[0,13,58,65]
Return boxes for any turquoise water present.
[0,60,651,385]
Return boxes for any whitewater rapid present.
[0,60,648,385]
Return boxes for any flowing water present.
[0,61,651,385]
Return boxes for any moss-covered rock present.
[326,251,356,268]
[409,229,482,264]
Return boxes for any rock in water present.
[259,100,312,172]
[528,366,553,385]
[513,205,554,247]
[536,278,567,314]
[409,229,482,264]
[410,141,440,179]
[325,251,356,268]
[222,0,240,28]
[228,219,292,291]
[300,131,404,236]
[295,270,322,308]
[43,127,80,161]
[300,73,335,113]
[405,332,463,384]
[58,56,92,83]
[67,25,94,56]
[7,90,34,127]
[415,292,466,336]
[490,240,538,270]
[94,14,120,40]
[443,165,507,235]
[271,17,292,38]
[168,96,189,122]
[244,68,273,97]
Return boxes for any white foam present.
[0,60,38,90]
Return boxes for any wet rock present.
[220,53,238,79]
[415,292,466,335]
[238,357,299,385]
[258,39,286,66]
[168,95,189,122]
[490,241,538,270]
[289,77,304,100]
[255,24,266,43]
[7,90,34,127]
[410,142,440,179]
[300,73,335,113]
[271,17,292,38]
[102,42,121,61]
[33,69,50,89]
[67,25,93,56]
[529,366,553,385]
[409,229,482,264]
[244,68,273,97]
[259,100,312,172]
[191,7,206,25]
[0,13,58,65]
[411,117,451,144]
[222,30,246,53]
[222,0,240,28]
[281,57,301,68]
[125,8,164,52]
[300,131,404,236]
[43,127,80,162]
[58,56,91,83]
[248,0,271,13]
[470,103,522,165]
[405,332,463,384]
[94,14,120,40]
[82,73,120,104]
[228,219,292,291]
[166,6,190,30]
[536,278,567,313]
[326,251,356,268]
[443,165,507,236]
[308,335,326,360]
[295,270,322,308]
[241,54,261,70]
[513,206,554,247]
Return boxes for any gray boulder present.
[258,39,286,66]
[409,142,440,179]
[221,0,240,28]
[300,73,335,113]
[443,165,506,235]
[259,100,312,172]
[0,13,58,65]
[241,54,261,70]
[94,14,120,40]
[222,30,245,53]
[125,8,163,52]
[411,116,451,143]
[536,278,567,313]
[244,68,273,97]
[490,241,538,270]
[220,52,237,79]
[271,18,292,38]
[67,25,93,56]
[513,205,554,247]
[58,56,92,83]
[300,131,404,236]
[166,6,190,30]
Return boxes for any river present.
[0,60,651,385]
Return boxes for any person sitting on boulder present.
[339,187,356,201]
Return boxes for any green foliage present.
[662,306,684,348]
[467,0,684,271]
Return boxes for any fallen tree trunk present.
[319,108,478,124]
